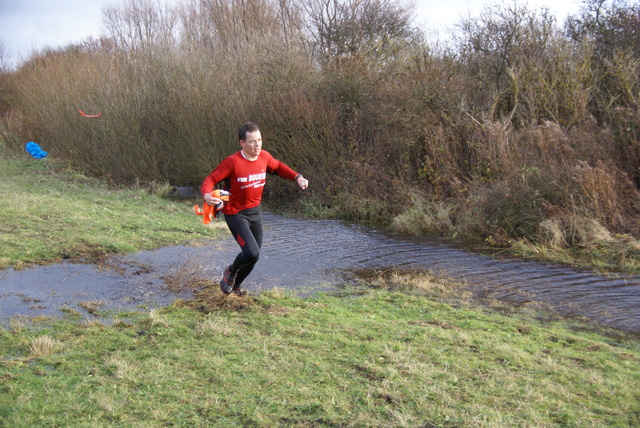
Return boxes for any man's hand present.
[203,193,221,206]
[204,189,230,207]
[296,175,309,190]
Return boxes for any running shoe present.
[232,279,246,296]
[219,266,237,295]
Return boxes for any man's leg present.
[233,210,263,289]
[221,207,263,293]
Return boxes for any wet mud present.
[1,213,639,335]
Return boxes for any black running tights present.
[224,206,263,286]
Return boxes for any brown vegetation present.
[1,0,640,268]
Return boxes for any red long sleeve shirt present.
[201,150,298,215]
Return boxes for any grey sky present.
[0,0,108,65]
[0,0,581,68]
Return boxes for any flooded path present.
[1,213,639,335]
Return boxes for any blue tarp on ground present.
[25,142,48,159]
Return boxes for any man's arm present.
[202,158,233,205]
[267,156,308,189]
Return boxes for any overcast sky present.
[0,0,582,68]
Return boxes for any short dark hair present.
[239,122,260,141]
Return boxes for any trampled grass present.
[1,284,638,427]
[0,154,225,269]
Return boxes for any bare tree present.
[303,0,419,67]
[102,0,178,52]
[0,40,7,73]
[565,0,640,110]
[455,1,556,119]
[566,0,640,59]
[177,0,304,54]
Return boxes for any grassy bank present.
[1,279,639,427]
[0,154,224,270]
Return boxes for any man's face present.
[241,130,262,159]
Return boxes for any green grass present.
[1,284,639,427]
[0,155,225,269]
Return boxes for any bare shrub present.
[0,40,7,72]
[455,1,557,119]
[418,122,471,197]
[391,192,455,236]
[517,37,595,126]
[303,0,419,67]
[572,160,632,229]
[566,0,640,61]
[566,0,640,122]
[103,0,178,51]
[539,219,568,248]
[539,212,616,248]
[178,0,300,53]
[605,48,640,108]
[480,180,550,240]
[4,0,315,186]
[573,217,615,247]
[465,120,513,181]
[516,121,576,177]
[607,106,640,186]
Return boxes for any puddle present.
[1,213,639,335]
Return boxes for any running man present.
[201,122,309,295]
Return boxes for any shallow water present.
[1,213,639,335]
